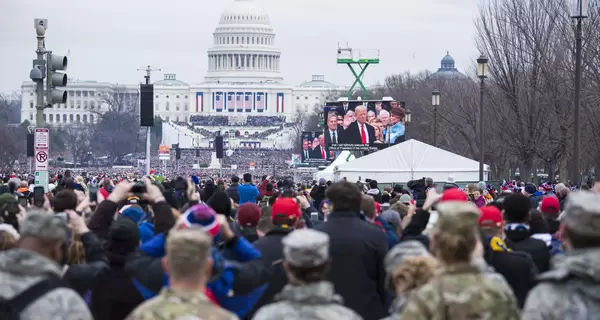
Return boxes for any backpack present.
[0,277,66,320]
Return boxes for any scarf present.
[489,236,511,252]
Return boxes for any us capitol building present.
[20,0,342,131]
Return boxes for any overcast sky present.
[0,0,479,93]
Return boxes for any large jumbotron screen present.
[323,100,407,151]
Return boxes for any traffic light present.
[46,52,68,105]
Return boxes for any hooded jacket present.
[126,232,270,318]
[0,249,93,320]
[523,248,600,319]
[367,188,383,203]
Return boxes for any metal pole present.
[35,32,45,127]
[573,17,583,185]
[144,74,151,176]
[479,77,485,181]
[433,106,438,147]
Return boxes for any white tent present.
[333,139,489,183]
[314,151,356,182]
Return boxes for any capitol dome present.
[430,51,468,80]
[205,0,283,84]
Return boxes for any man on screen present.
[344,106,376,145]
[301,139,311,161]
[325,114,344,145]
[310,134,328,160]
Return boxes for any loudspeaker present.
[195,149,200,157]
[140,84,154,127]
[27,134,34,157]
[215,136,224,159]
[176,147,181,160]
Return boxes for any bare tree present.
[63,125,93,165]
[0,92,22,124]
[92,85,142,159]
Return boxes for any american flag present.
[227,93,234,111]
[236,93,243,111]
[256,94,264,112]
[244,93,252,111]
[214,93,223,111]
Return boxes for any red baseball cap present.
[272,198,302,221]
[440,188,468,202]
[540,196,560,216]
[478,206,503,228]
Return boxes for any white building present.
[20,0,343,127]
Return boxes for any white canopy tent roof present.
[314,151,356,182]
[333,139,489,183]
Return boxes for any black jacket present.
[344,121,376,145]
[315,212,388,320]
[63,231,110,296]
[505,228,551,273]
[247,226,294,318]
[310,185,327,210]
[226,183,240,204]
[483,241,538,308]
[400,209,431,249]
[90,252,144,320]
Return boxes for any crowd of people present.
[0,170,599,319]
[188,115,286,127]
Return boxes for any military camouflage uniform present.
[253,228,362,320]
[252,281,362,320]
[400,264,520,320]
[126,287,238,320]
[523,192,600,320]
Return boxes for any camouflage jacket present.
[0,248,92,320]
[252,280,363,320]
[400,263,520,320]
[126,287,238,320]
[523,248,600,320]
[381,292,411,320]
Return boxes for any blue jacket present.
[127,232,270,318]
[373,216,400,249]
[238,183,260,204]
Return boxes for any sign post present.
[34,128,49,191]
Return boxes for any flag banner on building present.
[277,92,284,113]
[214,92,224,111]
[236,92,244,112]
[255,92,265,112]
[227,92,235,111]
[196,92,204,112]
[244,92,252,112]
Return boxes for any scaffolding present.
[337,46,380,100]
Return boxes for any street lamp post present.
[571,0,588,185]
[477,54,489,182]
[431,90,440,147]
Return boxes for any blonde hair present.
[0,230,17,251]
[432,226,478,264]
[392,255,437,293]
[166,228,212,282]
[68,234,86,265]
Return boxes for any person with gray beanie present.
[0,212,92,320]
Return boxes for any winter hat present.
[272,198,302,222]
[540,196,560,218]
[180,203,221,238]
[399,194,412,205]
[369,180,378,189]
[477,181,486,191]
[440,188,468,202]
[384,240,431,292]
[237,203,261,227]
[121,206,145,223]
[109,218,140,254]
[478,206,503,228]
[318,178,326,186]
[381,210,401,228]
[206,190,232,216]
[524,184,537,194]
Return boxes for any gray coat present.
[0,248,92,320]
[523,248,600,320]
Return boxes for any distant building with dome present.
[429,52,467,80]
[19,0,344,150]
